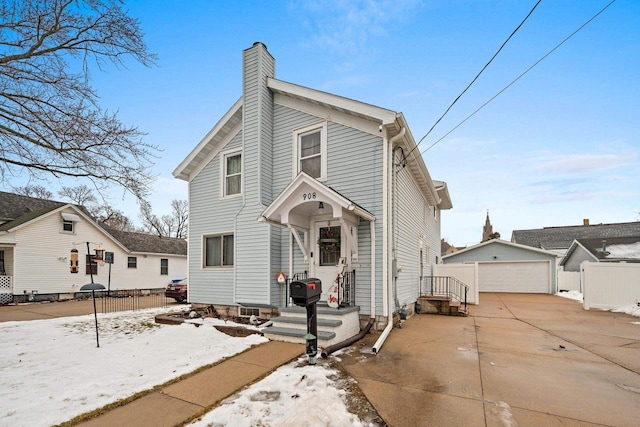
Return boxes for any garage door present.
[479,261,550,293]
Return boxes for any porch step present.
[263,305,361,346]
[417,296,469,317]
[263,327,336,341]
[271,316,343,328]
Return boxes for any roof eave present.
[173,97,243,181]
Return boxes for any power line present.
[414,0,617,159]
[402,0,542,163]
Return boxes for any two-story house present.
[174,42,451,349]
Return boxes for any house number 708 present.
[302,192,316,200]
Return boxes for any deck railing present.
[420,276,468,308]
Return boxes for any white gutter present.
[373,126,405,353]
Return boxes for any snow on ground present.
[189,360,369,427]
[613,304,640,318]
[555,290,640,320]
[0,308,370,427]
[555,290,583,302]
[0,307,267,427]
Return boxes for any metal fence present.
[98,288,169,314]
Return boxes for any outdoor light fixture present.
[318,202,324,214]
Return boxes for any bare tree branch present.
[0,0,159,199]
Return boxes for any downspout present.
[370,219,376,318]
[372,126,405,354]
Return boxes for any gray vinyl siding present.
[234,43,274,305]
[563,247,592,272]
[188,132,243,305]
[271,105,384,315]
[393,151,441,308]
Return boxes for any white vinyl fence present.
[582,262,640,310]
[557,269,581,292]
[433,263,478,304]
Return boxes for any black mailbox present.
[289,278,322,306]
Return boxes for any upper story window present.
[294,122,327,181]
[62,220,74,233]
[61,212,80,233]
[221,149,242,198]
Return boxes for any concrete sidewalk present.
[338,293,640,427]
[75,341,304,427]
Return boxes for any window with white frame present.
[160,258,168,275]
[60,213,80,233]
[294,122,327,180]
[127,256,137,269]
[222,150,242,197]
[204,234,234,267]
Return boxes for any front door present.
[313,223,343,301]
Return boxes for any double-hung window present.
[294,122,327,180]
[204,234,234,267]
[222,150,242,198]
[160,259,168,275]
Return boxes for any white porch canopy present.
[260,172,374,263]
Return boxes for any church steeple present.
[482,210,493,242]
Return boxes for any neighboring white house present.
[173,42,452,341]
[0,191,187,303]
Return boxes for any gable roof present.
[560,236,640,265]
[442,238,557,260]
[0,191,64,225]
[0,191,186,256]
[172,63,451,210]
[511,221,640,250]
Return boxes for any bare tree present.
[0,0,158,199]
[95,205,135,231]
[58,185,97,207]
[57,184,135,230]
[14,184,53,199]
[139,199,188,238]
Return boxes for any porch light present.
[318,202,324,214]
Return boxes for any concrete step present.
[264,305,360,346]
[271,316,343,328]
[263,327,336,344]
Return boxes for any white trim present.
[268,78,397,124]
[292,121,327,182]
[173,98,243,181]
[202,232,235,268]
[273,93,382,136]
[220,147,243,199]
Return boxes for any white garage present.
[443,239,558,294]
[478,261,550,293]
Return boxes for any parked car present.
[165,278,187,303]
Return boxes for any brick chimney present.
[583,218,589,226]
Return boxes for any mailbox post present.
[289,278,322,365]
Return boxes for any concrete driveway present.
[338,293,640,427]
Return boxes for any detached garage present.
[443,239,558,294]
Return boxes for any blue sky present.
[4,0,639,246]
